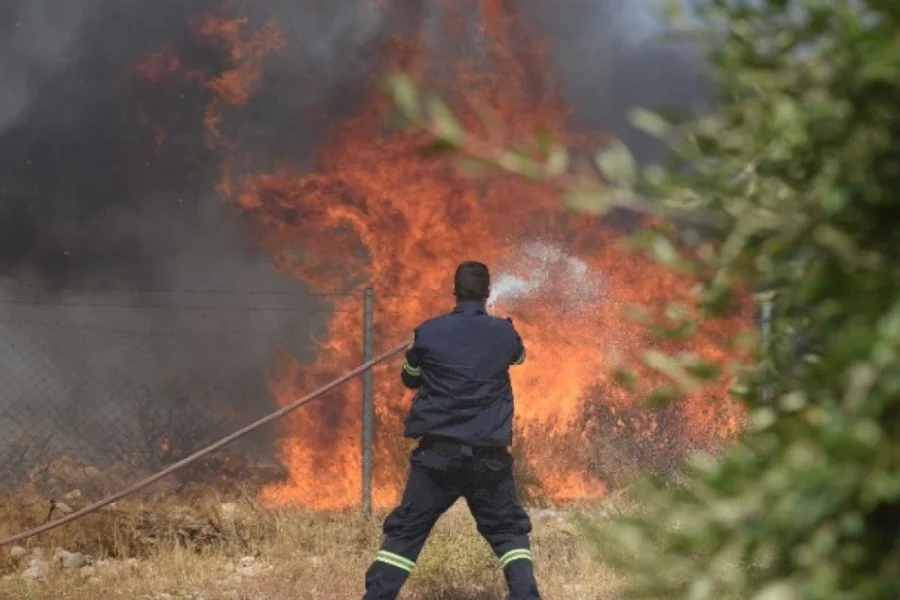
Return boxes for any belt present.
[418,437,507,458]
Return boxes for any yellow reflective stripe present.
[499,548,533,568]
[403,360,422,376]
[513,349,526,365]
[375,550,415,572]
[375,555,412,572]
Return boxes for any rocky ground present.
[4,544,278,595]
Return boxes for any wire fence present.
[0,284,389,510]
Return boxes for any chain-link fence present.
[0,286,353,510]
[1,279,755,526]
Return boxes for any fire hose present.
[0,341,409,549]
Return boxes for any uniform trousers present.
[361,439,542,600]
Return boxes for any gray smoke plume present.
[0,0,101,135]
[0,0,707,491]
[532,0,709,159]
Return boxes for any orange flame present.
[133,45,183,84]
[190,14,286,139]
[134,2,748,511]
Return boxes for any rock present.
[219,502,238,520]
[54,502,74,515]
[87,577,101,585]
[534,509,563,520]
[63,489,83,502]
[169,506,204,529]
[239,556,256,568]
[8,546,28,560]
[21,557,49,580]
[307,556,324,567]
[235,556,269,577]
[2,574,15,582]
[55,549,92,569]
[79,566,96,578]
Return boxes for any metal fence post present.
[362,287,375,519]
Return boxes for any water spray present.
[487,242,605,313]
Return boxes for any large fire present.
[135,1,747,511]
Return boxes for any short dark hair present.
[454,261,491,302]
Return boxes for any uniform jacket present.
[400,300,526,446]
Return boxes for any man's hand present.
[401,329,424,389]
[508,319,526,366]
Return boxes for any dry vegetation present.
[0,488,637,600]
[0,392,691,600]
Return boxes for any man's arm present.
[401,329,425,388]
[508,318,526,366]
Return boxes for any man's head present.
[454,261,491,303]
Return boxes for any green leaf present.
[629,107,672,139]
[642,349,701,393]
[650,232,680,266]
[663,0,686,23]
[382,74,421,121]
[417,138,456,158]
[544,144,569,177]
[595,140,637,187]
[425,93,464,143]
[613,367,639,390]
[749,407,777,431]
[778,391,807,412]
[494,148,543,180]
[534,127,554,154]
[565,189,615,214]
[752,581,798,600]
[645,385,683,407]
[682,357,721,380]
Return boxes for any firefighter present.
[361,261,542,600]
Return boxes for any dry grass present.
[0,490,636,600]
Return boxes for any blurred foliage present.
[382,0,900,598]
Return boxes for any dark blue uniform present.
[362,300,541,600]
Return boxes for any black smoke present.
[0,0,408,482]
[535,0,709,158]
[0,0,421,288]
[1,0,211,287]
